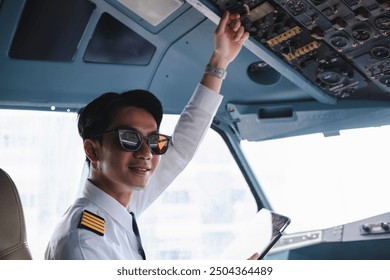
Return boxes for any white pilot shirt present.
[45,83,223,260]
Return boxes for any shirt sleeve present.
[131,83,223,215]
[45,230,120,260]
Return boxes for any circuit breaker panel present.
[209,0,390,100]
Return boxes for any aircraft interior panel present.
[193,0,390,103]
[267,211,390,259]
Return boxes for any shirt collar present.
[82,179,133,232]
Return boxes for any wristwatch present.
[204,64,227,79]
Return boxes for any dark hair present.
[78,89,163,164]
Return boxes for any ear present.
[83,139,100,165]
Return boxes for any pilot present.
[45,11,254,260]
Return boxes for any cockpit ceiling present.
[3,0,390,141]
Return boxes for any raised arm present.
[201,11,249,93]
[131,12,249,214]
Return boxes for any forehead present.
[109,106,158,133]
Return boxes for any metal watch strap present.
[204,64,227,79]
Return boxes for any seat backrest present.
[0,168,32,260]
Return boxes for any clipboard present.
[220,208,291,260]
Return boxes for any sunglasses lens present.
[148,134,170,155]
[119,130,141,151]
[118,130,170,154]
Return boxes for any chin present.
[132,184,147,191]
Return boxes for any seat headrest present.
[0,168,32,260]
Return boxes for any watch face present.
[205,65,226,79]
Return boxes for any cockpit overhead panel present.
[209,0,390,101]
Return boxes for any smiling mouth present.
[129,167,151,173]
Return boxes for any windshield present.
[0,110,257,260]
[0,109,85,259]
[4,108,388,259]
[241,126,390,233]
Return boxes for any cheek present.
[99,142,127,169]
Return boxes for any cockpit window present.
[9,0,95,62]
[0,111,257,259]
[140,115,258,259]
[241,126,390,233]
[84,13,156,65]
[0,109,85,259]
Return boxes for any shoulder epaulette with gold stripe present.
[78,210,105,236]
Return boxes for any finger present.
[230,18,242,32]
[247,252,260,260]
[234,26,246,42]
[240,31,250,43]
[234,26,245,41]
[228,12,240,21]
[215,10,230,36]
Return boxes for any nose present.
[134,139,153,160]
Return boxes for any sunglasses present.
[97,129,171,155]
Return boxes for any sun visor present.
[227,101,390,141]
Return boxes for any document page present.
[220,208,290,260]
